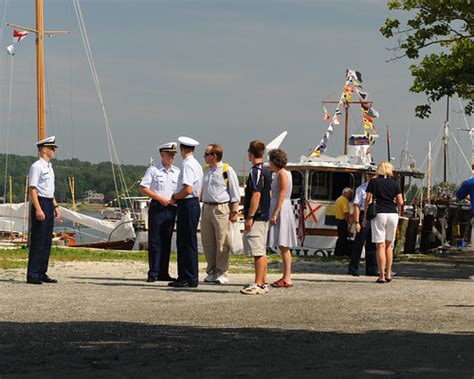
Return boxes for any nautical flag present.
[343,92,352,102]
[357,89,368,100]
[332,115,340,125]
[363,113,374,123]
[346,69,363,83]
[361,102,371,112]
[335,107,342,115]
[6,44,14,55]
[353,79,362,87]
[344,84,355,94]
[363,119,373,129]
[13,30,29,43]
[323,107,330,121]
[367,106,380,118]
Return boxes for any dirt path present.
[1,253,473,377]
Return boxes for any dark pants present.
[348,211,378,275]
[176,197,200,285]
[27,197,55,280]
[147,201,176,279]
[334,219,350,257]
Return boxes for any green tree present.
[380,0,474,118]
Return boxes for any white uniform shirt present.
[353,182,369,211]
[29,158,55,198]
[140,162,180,199]
[175,155,203,198]
[202,162,240,203]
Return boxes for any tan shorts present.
[243,221,269,257]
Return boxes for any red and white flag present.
[332,114,340,125]
[323,106,330,121]
[13,30,29,43]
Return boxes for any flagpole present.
[386,125,391,161]
[36,0,45,141]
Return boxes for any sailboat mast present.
[344,105,349,155]
[36,0,45,141]
[443,96,450,184]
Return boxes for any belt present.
[37,196,54,201]
[203,202,228,205]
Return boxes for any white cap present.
[178,136,199,147]
[35,136,58,148]
[157,142,177,152]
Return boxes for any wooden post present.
[36,0,45,141]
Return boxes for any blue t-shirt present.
[243,163,272,221]
[456,177,474,214]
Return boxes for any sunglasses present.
[204,152,213,157]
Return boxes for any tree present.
[380,0,473,118]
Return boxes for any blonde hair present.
[376,161,394,177]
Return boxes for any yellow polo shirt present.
[335,195,349,220]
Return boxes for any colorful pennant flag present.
[13,30,29,42]
[344,84,355,94]
[346,69,363,83]
[332,115,340,125]
[323,107,330,121]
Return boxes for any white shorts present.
[371,213,399,244]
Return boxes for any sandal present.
[271,279,293,288]
[386,278,392,282]
[376,278,386,284]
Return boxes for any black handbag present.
[366,181,377,220]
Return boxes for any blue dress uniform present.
[171,136,203,287]
[27,136,58,284]
[140,143,180,281]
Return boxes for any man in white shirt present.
[170,136,203,288]
[201,144,240,284]
[140,142,180,282]
[27,136,61,285]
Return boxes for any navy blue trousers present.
[147,201,176,279]
[349,211,378,275]
[334,219,350,257]
[176,197,200,285]
[27,197,55,280]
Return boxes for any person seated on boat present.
[334,187,353,257]
[140,142,180,283]
[26,136,60,285]
[456,176,474,247]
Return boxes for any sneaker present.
[262,283,269,293]
[240,284,266,295]
[204,273,217,283]
[215,274,229,284]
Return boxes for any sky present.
[0,0,472,184]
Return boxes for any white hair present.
[342,187,352,195]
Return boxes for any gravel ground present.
[1,253,473,378]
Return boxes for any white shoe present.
[204,273,217,283]
[262,283,269,293]
[215,274,229,284]
[240,283,266,295]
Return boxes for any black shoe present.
[348,271,359,277]
[41,275,57,283]
[26,278,42,285]
[157,275,176,282]
[147,276,158,283]
[170,280,198,288]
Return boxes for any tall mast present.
[36,0,45,140]
[443,96,450,184]
[7,2,69,141]
[322,100,372,156]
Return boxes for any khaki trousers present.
[201,203,230,275]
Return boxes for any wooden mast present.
[36,0,45,140]
[321,100,372,156]
[7,1,69,141]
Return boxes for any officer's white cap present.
[35,136,58,148]
[178,136,199,148]
[157,142,177,153]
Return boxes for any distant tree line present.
[0,154,147,203]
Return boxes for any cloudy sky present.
[0,0,472,184]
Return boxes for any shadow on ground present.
[0,322,472,377]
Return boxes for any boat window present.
[290,171,304,199]
[310,171,329,200]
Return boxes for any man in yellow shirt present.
[334,187,353,256]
